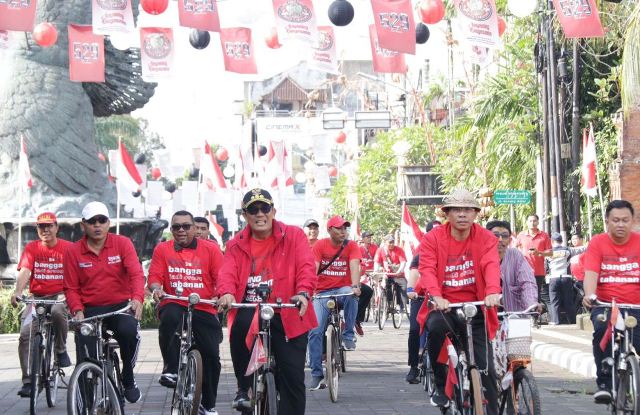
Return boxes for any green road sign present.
[493,190,532,205]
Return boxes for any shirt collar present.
[80,233,112,254]
[174,238,198,251]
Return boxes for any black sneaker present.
[159,373,177,388]
[124,384,141,403]
[430,388,450,408]
[232,390,251,411]
[57,351,72,368]
[17,384,31,398]
[594,387,612,404]
[406,366,420,384]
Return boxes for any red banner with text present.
[454,0,500,49]
[68,25,105,82]
[178,0,220,32]
[370,0,415,55]
[272,0,318,45]
[552,0,604,38]
[0,0,37,31]
[219,27,257,74]
[369,24,406,74]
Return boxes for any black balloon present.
[328,0,354,27]
[416,23,430,44]
[258,145,268,157]
[165,182,176,193]
[132,190,141,198]
[189,29,210,50]
[134,153,146,164]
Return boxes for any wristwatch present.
[297,291,310,300]
[351,284,361,289]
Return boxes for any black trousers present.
[535,275,550,311]
[230,308,307,414]
[158,303,222,409]
[426,311,498,415]
[408,297,425,367]
[548,277,575,324]
[356,283,373,323]
[75,302,140,388]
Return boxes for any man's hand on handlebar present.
[130,299,143,320]
[431,296,449,311]
[352,286,361,297]
[583,294,595,309]
[73,310,85,321]
[218,294,236,310]
[152,287,166,302]
[407,291,418,300]
[10,292,21,307]
[484,294,501,308]
[290,295,308,317]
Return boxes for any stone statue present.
[0,0,156,218]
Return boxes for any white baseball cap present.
[81,201,110,220]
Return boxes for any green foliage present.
[620,1,640,114]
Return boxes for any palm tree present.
[621,2,640,115]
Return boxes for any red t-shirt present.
[584,232,640,304]
[360,243,378,272]
[244,236,276,303]
[314,239,362,292]
[442,238,478,303]
[374,245,407,272]
[570,253,585,281]
[516,230,552,276]
[19,239,72,297]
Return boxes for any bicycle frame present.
[314,293,353,348]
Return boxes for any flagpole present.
[116,137,121,235]
[586,195,593,239]
[17,185,23,263]
[590,123,607,231]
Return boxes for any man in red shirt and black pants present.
[515,214,552,312]
[11,212,73,397]
[64,202,145,404]
[148,210,224,415]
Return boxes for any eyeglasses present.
[492,232,511,240]
[37,223,55,230]
[245,204,272,215]
[84,216,108,225]
[171,223,193,232]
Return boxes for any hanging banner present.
[466,45,491,65]
[453,0,500,49]
[178,0,220,32]
[307,25,339,75]
[92,0,134,35]
[219,27,257,74]
[68,25,105,82]
[369,25,406,73]
[370,0,415,55]
[0,0,37,31]
[552,0,604,38]
[272,0,318,45]
[140,27,174,81]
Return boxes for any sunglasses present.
[37,223,55,230]
[245,204,272,215]
[171,223,193,232]
[84,216,108,225]
[492,232,511,240]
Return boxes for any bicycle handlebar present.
[313,293,354,300]
[230,302,300,309]
[161,293,217,306]
[497,303,539,317]
[446,300,486,308]
[72,305,132,324]
[16,295,66,305]
[590,296,640,310]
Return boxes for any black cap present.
[242,188,274,209]
[303,219,319,228]
[551,232,563,242]
[361,231,373,237]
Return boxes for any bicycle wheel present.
[392,285,404,329]
[372,289,379,323]
[615,354,640,415]
[172,349,203,415]
[262,371,278,415]
[340,326,347,374]
[378,289,388,330]
[422,352,435,395]
[326,326,339,402]
[508,368,541,415]
[44,327,58,408]
[67,361,122,415]
[469,367,485,415]
[29,332,44,415]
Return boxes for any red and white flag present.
[0,0,36,32]
[219,27,257,74]
[581,125,597,197]
[454,0,500,49]
[272,0,318,45]
[201,141,227,191]
[308,25,339,75]
[436,337,459,399]
[235,144,253,190]
[400,202,424,257]
[552,0,604,38]
[207,213,225,244]
[116,141,143,192]
[19,135,33,191]
[245,336,267,376]
[599,300,625,351]
[178,0,220,32]
[140,27,175,81]
[92,0,134,35]
[68,25,105,82]
[370,0,416,55]
[369,25,406,73]
[264,141,293,189]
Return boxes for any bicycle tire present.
[326,326,339,402]
[109,349,124,406]
[422,352,435,395]
[263,371,278,415]
[615,354,640,415]
[373,290,379,323]
[171,349,203,415]
[509,368,541,415]
[44,326,57,408]
[67,361,122,415]
[340,335,347,374]
[378,289,388,330]
[29,332,43,415]
[470,367,484,415]
[392,285,403,329]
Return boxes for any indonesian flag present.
[201,141,227,190]
[400,202,424,256]
[264,141,293,189]
[436,337,459,399]
[19,135,33,191]
[178,0,221,32]
[219,27,257,74]
[245,336,267,376]
[370,0,416,55]
[91,0,135,35]
[207,213,225,244]
[245,308,260,350]
[552,0,604,38]
[599,300,625,352]
[68,25,105,83]
[0,0,36,31]
[116,141,143,192]
[235,144,253,190]
[369,25,407,74]
[581,124,597,197]
[350,216,361,241]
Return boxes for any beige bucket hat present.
[441,188,481,211]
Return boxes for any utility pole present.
[570,39,582,236]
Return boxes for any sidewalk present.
[532,323,596,378]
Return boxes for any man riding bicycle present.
[11,212,73,398]
[416,189,501,414]
[63,201,145,404]
[374,234,408,313]
[582,200,640,404]
[148,210,224,415]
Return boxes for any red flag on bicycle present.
[245,336,267,376]
[599,301,625,351]
[245,308,260,350]
[436,337,458,399]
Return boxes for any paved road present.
[0,321,607,414]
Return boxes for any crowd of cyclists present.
[9,186,640,414]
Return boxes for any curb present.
[531,340,596,378]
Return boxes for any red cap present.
[327,215,350,229]
[36,212,57,224]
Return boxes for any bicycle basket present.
[506,317,532,360]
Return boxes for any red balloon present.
[216,148,229,161]
[32,22,58,47]
[419,0,445,25]
[97,152,106,162]
[141,0,168,15]
[498,16,507,37]
[328,166,338,177]
[151,167,162,179]
[335,131,346,144]
[265,27,281,49]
